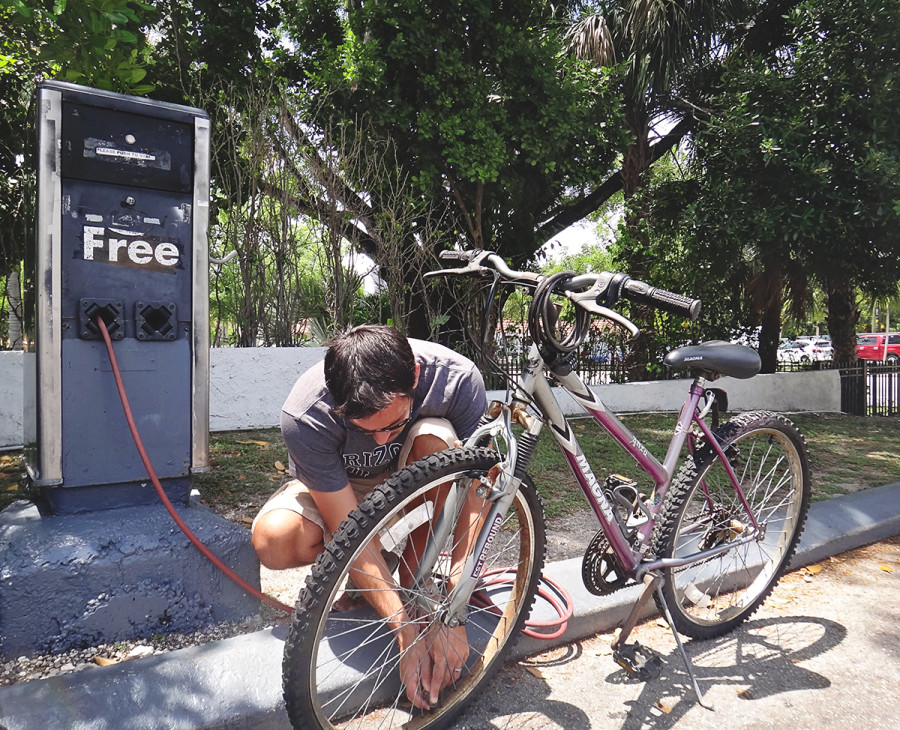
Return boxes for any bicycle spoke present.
[284,449,545,729]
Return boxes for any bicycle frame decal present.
[572,447,618,526]
[549,369,672,487]
[471,511,504,579]
[554,445,635,570]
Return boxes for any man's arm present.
[308,485,435,710]
[308,483,360,538]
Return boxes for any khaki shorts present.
[252,417,458,534]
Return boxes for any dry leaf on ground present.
[654,700,672,714]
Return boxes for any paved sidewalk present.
[1,483,898,730]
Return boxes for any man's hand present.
[425,623,469,704]
[397,630,434,710]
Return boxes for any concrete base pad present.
[0,498,260,658]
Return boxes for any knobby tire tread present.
[282,446,546,729]
[651,410,811,639]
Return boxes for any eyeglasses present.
[346,401,413,435]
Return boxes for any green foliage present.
[2,0,158,93]
[545,241,616,277]
[281,0,626,263]
[146,0,284,102]
[208,199,370,346]
[635,0,900,364]
[613,166,757,343]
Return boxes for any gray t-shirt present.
[280,339,487,493]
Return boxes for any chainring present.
[581,529,630,596]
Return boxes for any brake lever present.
[424,250,496,280]
[567,285,640,338]
[424,265,486,279]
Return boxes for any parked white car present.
[778,339,833,363]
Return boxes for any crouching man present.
[252,325,487,709]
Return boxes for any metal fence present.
[837,360,900,416]
[486,342,900,418]
[484,334,628,390]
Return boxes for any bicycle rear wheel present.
[282,447,545,729]
[652,411,811,640]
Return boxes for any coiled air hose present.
[472,570,574,640]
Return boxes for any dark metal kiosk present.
[27,79,210,512]
[0,81,259,658]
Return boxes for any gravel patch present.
[0,614,279,686]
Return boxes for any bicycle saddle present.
[664,340,761,379]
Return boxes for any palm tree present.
[567,0,744,378]
[568,1,741,201]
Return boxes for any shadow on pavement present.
[609,615,846,729]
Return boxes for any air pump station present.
[0,81,258,657]
[26,80,209,511]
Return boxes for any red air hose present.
[471,570,574,640]
[97,316,574,636]
[95,316,294,614]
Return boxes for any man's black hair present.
[324,325,416,420]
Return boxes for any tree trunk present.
[758,294,782,374]
[620,105,660,382]
[6,269,23,350]
[823,278,860,365]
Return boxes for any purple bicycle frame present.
[516,352,748,578]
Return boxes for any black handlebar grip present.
[623,279,702,321]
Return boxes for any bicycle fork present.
[409,483,520,626]
[409,405,532,627]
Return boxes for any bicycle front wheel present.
[652,411,811,640]
[282,447,546,729]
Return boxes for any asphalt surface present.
[0,482,898,729]
[458,536,900,729]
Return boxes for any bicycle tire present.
[652,411,811,640]
[282,447,546,729]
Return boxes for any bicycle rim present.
[656,413,810,639]
[283,448,545,729]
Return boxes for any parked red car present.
[856,333,900,362]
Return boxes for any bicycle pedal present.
[613,642,664,681]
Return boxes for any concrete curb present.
[1,484,898,730]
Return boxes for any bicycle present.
[282,249,811,729]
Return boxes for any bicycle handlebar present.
[429,249,702,322]
[621,278,702,320]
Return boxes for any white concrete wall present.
[0,347,842,449]
[0,351,24,451]
[573,369,841,415]
[209,347,325,432]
